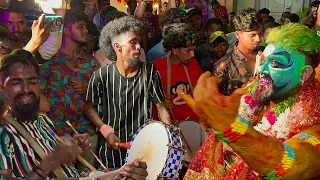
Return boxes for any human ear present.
[301,65,314,83]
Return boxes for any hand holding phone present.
[24,14,53,53]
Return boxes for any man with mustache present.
[152,23,202,122]
[213,8,261,96]
[179,23,320,179]
[0,2,28,51]
[152,22,203,179]
[84,16,172,170]
[39,10,100,175]
[0,49,148,179]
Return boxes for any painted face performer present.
[178,23,320,179]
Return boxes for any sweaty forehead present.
[8,63,38,78]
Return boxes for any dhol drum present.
[88,170,105,176]
[178,119,207,163]
[126,121,184,180]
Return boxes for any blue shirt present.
[146,39,167,62]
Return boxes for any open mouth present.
[18,95,34,104]
[253,77,271,100]
[12,32,20,37]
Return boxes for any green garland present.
[247,79,295,116]
[247,79,258,95]
[274,96,295,116]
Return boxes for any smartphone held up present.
[35,0,64,33]
[44,15,63,32]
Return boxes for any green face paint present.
[259,43,307,97]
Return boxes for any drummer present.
[0,50,148,179]
[152,23,203,122]
[84,16,172,170]
[151,23,203,178]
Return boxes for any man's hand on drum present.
[177,72,247,131]
[106,133,121,150]
[74,133,92,152]
[117,160,148,180]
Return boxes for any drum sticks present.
[48,129,97,172]
[169,111,192,153]
[66,121,109,172]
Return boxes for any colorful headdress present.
[267,23,320,56]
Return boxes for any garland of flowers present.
[246,78,258,95]
[242,78,297,140]
[245,78,296,117]
[273,96,295,116]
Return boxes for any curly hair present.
[267,23,320,67]
[104,11,127,25]
[159,8,189,27]
[100,6,118,23]
[163,23,198,51]
[258,8,270,14]
[233,8,261,31]
[99,16,145,61]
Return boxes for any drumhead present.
[179,120,207,162]
[126,121,169,180]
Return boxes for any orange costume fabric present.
[184,79,320,179]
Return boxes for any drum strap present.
[166,53,194,121]
[167,54,204,148]
[166,53,194,98]
[5,113,68,178]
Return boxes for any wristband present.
[99,124,114,139]
[266,143,295,180]
[215,115,253,143]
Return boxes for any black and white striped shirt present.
[86,62,165,168]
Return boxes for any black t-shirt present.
[86,63,165,168]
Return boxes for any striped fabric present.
[86,62,165,168]
[0,114,79,178]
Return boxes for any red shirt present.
[152,58,203,122]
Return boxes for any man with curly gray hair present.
[84,16,172,169]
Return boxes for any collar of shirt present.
[232,45,247,62]
[56,50,87,61]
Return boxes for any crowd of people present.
[0,0,320,179]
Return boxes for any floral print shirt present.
[40,51,99,136]
[213,47,255,96]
